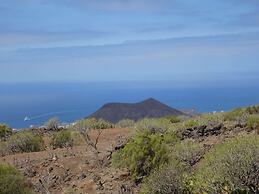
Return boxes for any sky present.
[0,0,259,84]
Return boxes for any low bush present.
[70,130,85,146]
[7,131,44,154]
[224,105,259,120]
[0,124,12,140]
[183,119,200,128]
[0,142,8,156]
[74,118,114,131]
[164,115,181,123]
[94,119,114,129]
[45,117,60,130]
[0,163,32,194]
[134,118,172,134]
[247,114,259,131]
[116,119,135,128]
[50,130,74,149]
[140,140,203,194]
[112,130,175,180]
[140,163,189,194]
[223,108,247,122]
[199,113,224,126]
[245,105,259,114]
[193,135,259,193]
[171,139,204,167]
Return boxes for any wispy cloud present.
[1,0,259,50]
[1,33,258,83]
[1,0,259,83]
[19,0,174,13]
[0,30,112,49]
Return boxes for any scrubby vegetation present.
[164,115,181,123]
[245,105,259,114]
[73,118,114,130]
[223,108,246,122]
[141,134,259,194]
[112,105,259,194]
[50,129,85,149]
[140,163,189,194]
[134,118,173,133]
[141,139,204,194]
[112,130,179,180]
[0,163,32,194]
[183,119,200,128]
[72,118,113,153]
[116,119,135,128]
[8,131,44,153]
[50,130,74,149]
[0,124,12,140]
[0,124,13,141]
[170,139,204,167]
[45,117,60,130]
[247,114,259,132]
[223,105,259,123]
[0,131,44,156]
[193,135,259,193]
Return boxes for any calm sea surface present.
[0,81,259,128]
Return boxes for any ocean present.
[0,81,259,129]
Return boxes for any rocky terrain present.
[0,128,137,194]
[1,123,256,194]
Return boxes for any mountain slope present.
[88,98,184,123]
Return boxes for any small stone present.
[49,167,54,173]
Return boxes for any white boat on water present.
[24,117,30,121]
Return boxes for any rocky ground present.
[0,128,138,194]
[0,122,256,194]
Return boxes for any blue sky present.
[0,0,259,84]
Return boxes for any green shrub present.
[164,115,181,123]
[0,142,8,156]
[7,131,44,154]
[74,118,114,131]
[247,115,259,131]
[140,163,189,194]
[245,105,259,114]
[140,140,203,194]
[112,130,173,180]
[134,118,172,134]
[171,139,204,167]
[0,163,32,194]
[193,135,259,193]
[224,108,246,122]
[183,119,200,128]
[0,124,12,140]
[94,119,114,129]
[199,113,224,126]
[51,130,74,149]
[45,117,60,130]
[116,119,135,128]
[70,130,85,146]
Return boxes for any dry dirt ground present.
[0,128,137,194]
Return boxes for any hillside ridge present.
[88,98,184,123]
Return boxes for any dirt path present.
[0,128,135,194]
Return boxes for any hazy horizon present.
[1,81,258,128]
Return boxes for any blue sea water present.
[0,81,259,129]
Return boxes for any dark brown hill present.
[88,98,185,123]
